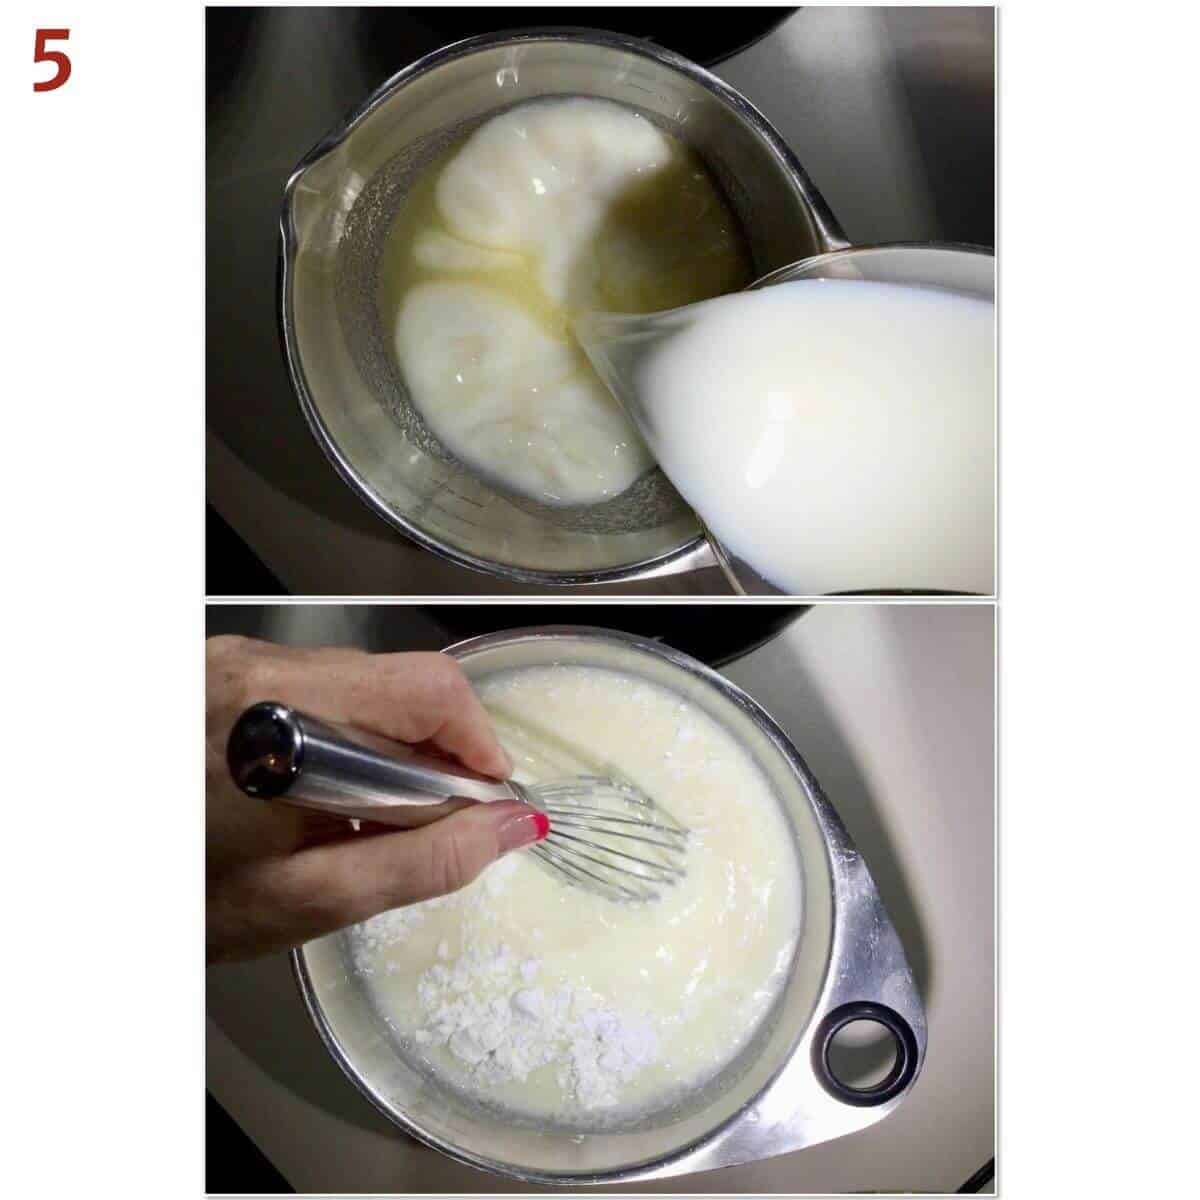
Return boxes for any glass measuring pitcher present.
[576,244,996,597]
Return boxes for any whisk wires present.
[524,775,690,903]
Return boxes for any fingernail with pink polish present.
[496,807,551,854]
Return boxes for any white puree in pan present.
[348,664,801,1122]
[381,97,751,506]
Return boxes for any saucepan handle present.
[810,1000,921,1107]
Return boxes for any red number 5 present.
[33,28,71,92]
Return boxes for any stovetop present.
[205,6,994,597]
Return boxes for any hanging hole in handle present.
[827,1018,899,1088]
[812,1002,919,1107]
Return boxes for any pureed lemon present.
[379,97,752,506]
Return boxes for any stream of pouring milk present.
[587,278,995,595]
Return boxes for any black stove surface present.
[207,6,795,103]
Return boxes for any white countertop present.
[207,604,995,1192]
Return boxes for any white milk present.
[382,97,751,506]
[349,664,801,1125]
[607,278,995,594]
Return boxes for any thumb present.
[267,801,550,942]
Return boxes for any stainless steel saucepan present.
[291,627,925,1184]
[279,29,847,585]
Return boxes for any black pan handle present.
[811,1001,920,1107]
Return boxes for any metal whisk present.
[228,702,689,904]
[519,775,688,902]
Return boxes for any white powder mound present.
[412,942,660,1111]
[349,895,450,976]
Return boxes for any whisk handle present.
[226,701,519,828]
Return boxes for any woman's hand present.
[206,635,546,963]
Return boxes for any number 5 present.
[34,28,71,92]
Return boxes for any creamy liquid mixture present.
[349,664,801,1123]
[608,278,995,594]
[380,97,751,506]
